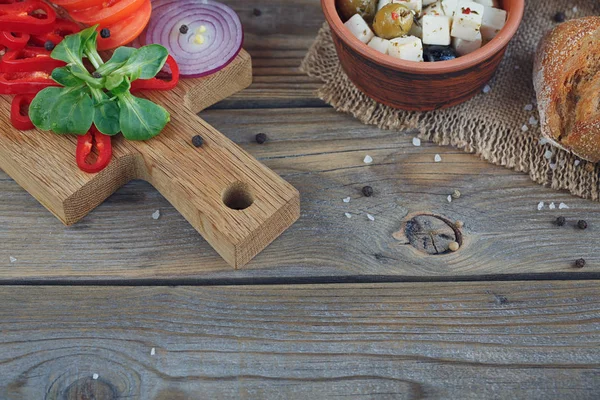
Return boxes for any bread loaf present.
[533,16,600,163]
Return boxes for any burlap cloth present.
[301,1,600,201]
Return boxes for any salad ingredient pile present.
[337,0,507,62]
[29,25,172,140]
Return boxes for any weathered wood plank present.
[1,108,598,281]
[1,281,599,399]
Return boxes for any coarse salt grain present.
[573,6,578,12]
[343,197,351,203]
[549,202,556,210]
[574,160,581,167]
[92,374,99,380]
[549,163,557,170]
[9,256,16,263]
[434,154,442,162]
[515,65,520,70]
[544,150,553,159]
[529,116,538,126]
[152,210,161,220]
[412,137,421,147]
[521,124,529,132]
[345,212,352,219]
[367,213,375,221]
[447,195,452,203]
[524,104,533,111]
[363,155,373,164]
[539,138,548,145]
[559,203,569,209]
[482,85,491,93]
[151,348,156,356]
[537,201,544,211]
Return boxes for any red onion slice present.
[145,0,243,78]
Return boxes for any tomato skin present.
[69,0,146,27]
[51,0,104,11]
[96,0,151,50]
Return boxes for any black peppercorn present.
[362,186,373,197]
[44,40,55,51]
[574,258,586,268]
[179,25,189,34]
[192,135,203,148]
[556,216,566,226]
[553,12,566,23]
[253,8,262,16]
[100,28,111,39]
[255,133,267,144]
[577,220,588,230]
[92,71,102,79]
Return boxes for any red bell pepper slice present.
[76,126,113,174]
[0,46,65,73]
[0,71,57,95]
[29,19,81,47]
[10,94,35,130]
[131,55,179,92]
[0,31,30,50]
[0,0,57,35]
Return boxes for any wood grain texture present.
[0,50,300,269]
[2,107,600,281]
[1,281,599,399]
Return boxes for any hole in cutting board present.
[223,182,254,210]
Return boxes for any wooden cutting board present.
[0,50,300,269]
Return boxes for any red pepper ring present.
[0,0,58,35]
[76,126,113,174]
[29,18,81,47]
[0,31,30,50]
[0,46,65,73]
[10,94,35,130]
[131,55,180,92]
[0,71,58,95]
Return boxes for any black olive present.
[100,28,111,39]
[423,45,457,62]
[44,41,55,51]
[179,25,189,34]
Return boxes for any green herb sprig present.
[29,26,171,140]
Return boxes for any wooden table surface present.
[1,1,599,398]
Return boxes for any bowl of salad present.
[322,0,524,111]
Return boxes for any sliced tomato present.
[50,0,104,11]
[96,0,150,50]
[69,0,146,27]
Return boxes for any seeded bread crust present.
[533,16,600,163]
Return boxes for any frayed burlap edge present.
[300,23,600,202]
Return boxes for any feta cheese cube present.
[480,6,507,41]
[377,0,393,10]
[368,36,391,54]
[451,1,484,41]
[388,36,424,62]
[422,1,444,16]
[473,0,498,6]
[452,31,482,55]
[344,14,374,44]
[422,14,452,45]
[441,0,459,16]
[393,0,423,15]
[409,19,423,38]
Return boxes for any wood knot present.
[63,377,118,400]
[395,213,463,255]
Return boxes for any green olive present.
[372,3,414,39]
[336,0,377,23]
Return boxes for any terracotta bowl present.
[322,0,525,111]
